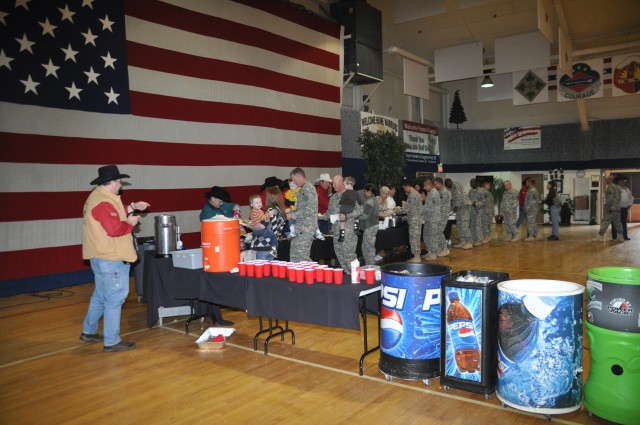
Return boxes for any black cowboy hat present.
[260,176,284,191]
[90,165,130,185]
[204,186,231,203]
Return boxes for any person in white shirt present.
[613,175,633,241]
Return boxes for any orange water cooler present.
[201,217,240,272]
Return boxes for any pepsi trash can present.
[584,267,640,425]
[440,271,509,398]
[379,263,451,384]
[496,279,584,417]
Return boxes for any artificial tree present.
[358,129,408,189]
[449,89,467,129]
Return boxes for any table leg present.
[358,292,381,376]
[253,316,284,351]
[264,320,295,356]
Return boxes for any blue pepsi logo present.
[381,307,403,350]
[458,327,476,344]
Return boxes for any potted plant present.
[358,129,409,189]
[490,178,506,224]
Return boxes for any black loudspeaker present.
[330,0,383,84]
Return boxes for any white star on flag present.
[42,59,60,77]
[39,18,57,37]
[58,4,75,23]
[20,74,40,94]
[82,0,95,9]
[99,14,114,32]
[104,87,120,104]
[65,81,83,100]
[81,28,98,46]
[1,11,10,25]
[0,49,13,69]
[15,34,35,54]
[101,51,116,69]
[61,44,79,62]
[15,0,30,11]
[84,66,100,84]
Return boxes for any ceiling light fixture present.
[481,75,494,88]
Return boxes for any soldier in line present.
[421,178,441,260]
[502,180,519,242]
[445,178,473,250]
[481,181,494,243]
[399,178,424,262]
[434,177,451,257]
[287,168,318,262]
[359,183,379,265]
[523,179,540,241]
[593,175,624,242]
[319,175,363,273]
[468,179,485,247]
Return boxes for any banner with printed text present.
[503,126,541,150]
[557,59,604,102]
[402,121,439,164]
[360,112,399,135]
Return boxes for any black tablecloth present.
[144,253,380,330]
[276,224,409,262]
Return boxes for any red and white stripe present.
[0,0,343,283]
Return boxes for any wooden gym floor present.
[0,223,636,425]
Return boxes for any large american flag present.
[0,0,343,294]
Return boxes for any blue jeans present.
[83,258,130,346]
[515,204,525,228]
[550,204,560,237]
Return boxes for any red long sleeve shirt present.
[91,202,134,237]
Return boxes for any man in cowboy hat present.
[259,176,284,212]
[200,186,234,221]
[81,165,150,352]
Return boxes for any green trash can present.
[585,267,640,425]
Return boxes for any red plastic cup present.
[247,262,255,277]
[364,268,375,284]
[333,268,344,284]
[304,268,315,284]
[295,268,305,284]
[324,268,333,284]
[263,262,271,277]
[287,266,296,282]
[279,264,288,279]
[315,267,324,282]
[255,263,264,278]
[238,262,247,276]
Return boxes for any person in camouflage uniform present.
[288,168,318,262]
[399,179,424,262]
[319,175,363,273]
[523,179,540,241]
[501,180,519,242]
[445,179,472,250]
[481,181,494,243]
[360,183,380,265]
[468,179,485,246]
[421,179,441,260]
[593,175,624,242]
[434,178,451,257]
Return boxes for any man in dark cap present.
[200,186,234,220]
[81,165,150,352]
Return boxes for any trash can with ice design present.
[496,279,584,418]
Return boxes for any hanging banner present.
[402,121,439,164]
[611,53,640,96]
[557,59,604,102]
[360,112,399,135]
[513,68,548,106]
[503,126,541,150]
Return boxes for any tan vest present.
[82,186,136,262]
